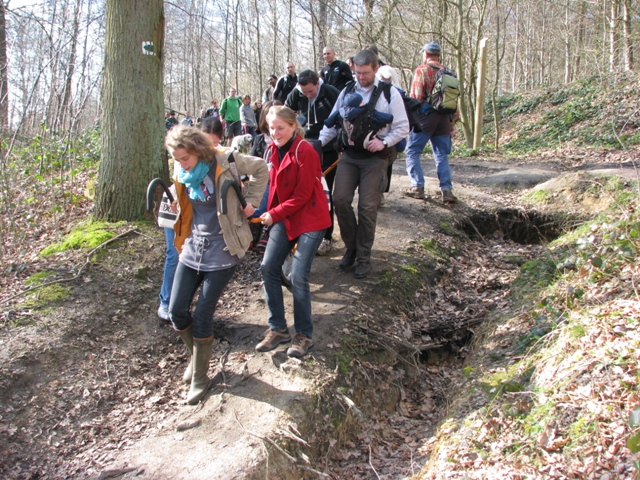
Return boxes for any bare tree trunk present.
[0,1,8,130]
[621,0,633,70]
[95,0,165,221]
[254,0,263,85]
[287,0,293,61]
[511,5,519,91]
[574,0,586,76]
[609,0,619,71]
[61,0,82,131]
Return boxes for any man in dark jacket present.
[320,46,353,92]
[273,63,298,103]
[286,69,340,256]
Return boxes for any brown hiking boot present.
[404,186,425,199]
[255,328,291,352]
[286,333,314,358]
[441,189,457,204]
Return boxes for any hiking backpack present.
[428,64,460,114]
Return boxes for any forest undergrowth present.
[0,74,639,479]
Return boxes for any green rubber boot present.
[176,327,194,384]
[187,338,213,405]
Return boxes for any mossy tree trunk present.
[95,0,165,221]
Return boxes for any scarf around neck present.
[178,161,210,201]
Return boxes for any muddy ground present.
[1,153,636,479]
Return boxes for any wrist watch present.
[381,139,388,147]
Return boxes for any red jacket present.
[266,136,331,240]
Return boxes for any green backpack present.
[428,64,460,114]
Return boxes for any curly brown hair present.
[165,125,215,163]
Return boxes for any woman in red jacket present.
[256,106,331,357]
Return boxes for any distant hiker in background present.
[165,110,178,130]
[253,100,263,126]
[262,75,278,103]
[204,100,220,119]
[240,95,258,141]
[273,63,298,103]
[403,41,458,204]
[181,111,194,127]
[320,46,353,92]
[219,87,243,141]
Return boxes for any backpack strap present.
[226,152,242,185]
[365,82,387,115]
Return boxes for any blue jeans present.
[169,262,237,339]
[159,228,179,309]
[405,132,452,190]
[260,222,324,338]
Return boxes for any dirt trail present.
[100,156,554,480]
[2,155,635,479]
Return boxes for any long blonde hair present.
[266,106,305,140]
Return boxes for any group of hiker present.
[158,41,460,404]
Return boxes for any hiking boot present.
[286,333,314,358]
[441,189,457,204]
[316,239,331,256]
[404,186,425,199]
[176,327,194,385]
[354,261,372,279]
[187,338,213,405]
[339,249,356,270]
[255,328,292,352]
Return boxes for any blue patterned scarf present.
[178,161,210,201]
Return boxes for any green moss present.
[23,284,70,309]
[569,324,586,338]
[25,271,53,285]
[439,221,455,236]
[522,189,549,205]
[513,259,558,295]
[40,220,123,257]
[336,354,350,376]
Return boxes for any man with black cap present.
[404,41,457,204]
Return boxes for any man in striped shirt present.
[404,42,457,204]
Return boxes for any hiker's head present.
[363,44,379,57]
[266,105,304,146]
[286,62,296,75]
[268,75,278,87]
[258,100,283,134]
[165,125,214,168]
[298,70,320,99]
[200,117,224,147]
[322,46,336,64]
[422,41,441,59]
[353,49,379,88]
[243,95,251,105]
